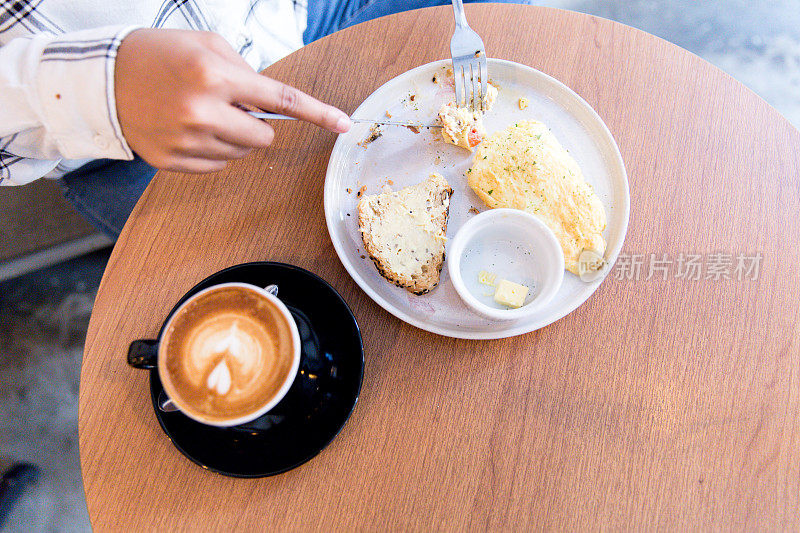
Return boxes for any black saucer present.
[148,262,364,477]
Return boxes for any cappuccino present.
[158,284,298,426]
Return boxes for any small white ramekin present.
[448,209,564,321]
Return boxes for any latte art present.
[186,317,271,400]
[207,359,232,395]
[214,321,243,361]
[159,286,296,425]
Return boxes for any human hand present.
[115,29,351,173]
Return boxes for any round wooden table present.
[79,5,800,530]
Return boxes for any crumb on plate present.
[357,125,382,148]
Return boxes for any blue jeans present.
[62,0,530,238]
[61,156,157,238]
[304,0,529,43]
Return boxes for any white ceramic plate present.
[324,59,629,339]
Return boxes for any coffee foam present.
[160,286,295,424]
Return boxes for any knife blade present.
[247,110,441,128]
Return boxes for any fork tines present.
[453,51,488,112]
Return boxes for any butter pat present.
[493,279,529,308]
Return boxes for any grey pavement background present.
[1,1,799,530]
[1,252,105,531]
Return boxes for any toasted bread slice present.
[358,173,453,295]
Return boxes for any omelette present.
[468,120,606,274]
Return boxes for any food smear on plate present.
[493,279,529,308]
[468,120,607,274]
[358,173,453,295]
[518,97,529,110]
[357,124,382,148]
[478,270,497,286]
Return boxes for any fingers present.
[211,107,276,148]
[180,135,253,161]
[140,107,273,172]
[232,73,351,133]
[140,136,249,173]
[117,28,349,177]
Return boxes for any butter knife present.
[247,110,441,128]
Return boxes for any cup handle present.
[128,339,158,369]
[264,284,278,296]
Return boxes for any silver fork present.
[450,0,488,112]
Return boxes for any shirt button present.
[236,34,249,49]
[94,134,110,150]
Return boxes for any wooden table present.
[79,5,800,530]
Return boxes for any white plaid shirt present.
[0,0,308,185]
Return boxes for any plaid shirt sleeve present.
[0,25,142,185]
